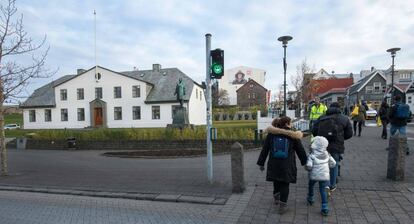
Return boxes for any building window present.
[77,88,84,100]
[373,82,381,93]
[60,89,67,101]
[95,87,103,99]
[61,108,68,121]
[408,96,412,104]
[114,107,122,120]
[250,84,253,88]
[132,106,141,120]
[44,109,51,122]
[29,110,36,122]
[132,85,141,98]
[382,85,386,93]
[152,106,160,120]
[252,93,256,99]
[77,108,85,121]
[400,73,411,80]
[114,86,122,98]
[248,93,251,99]
[200,91,203,101]
[365,86,373,94]
[196,89,198,99]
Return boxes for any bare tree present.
[213,88,229,106]
[290,59,314,116]
[0,0,53,175]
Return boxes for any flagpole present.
[94,10,97,75]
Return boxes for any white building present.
[217,66,266,105]
[20,64,206,129]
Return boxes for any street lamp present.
[278,35,293,116]
[386,47,401,104]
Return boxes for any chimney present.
[77,69,86,75]
[152,64,161,72]
[331,71,335,74]
[371,66,375,71]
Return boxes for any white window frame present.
[60,89,67,101]
[44,109,52,122]
[29,110,36,122]
[114,107,122,120]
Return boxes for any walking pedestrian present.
[311,102,353,195]
[309,97,327,130]
[362,101,369,127]
[351,102,366,136]
[379,101,390,139]
[305,136,336,216]
[257,116,307,214]
[389,95,411,155]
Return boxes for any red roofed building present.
[306,77,353,109]
[311,77,354,97]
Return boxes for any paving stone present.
[177,195,215,204]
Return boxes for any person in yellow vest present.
[309,97,328,130]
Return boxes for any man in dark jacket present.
[389,95,410,155]
[312,102,353,192]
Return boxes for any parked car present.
[365,108,377,120]
[4,123,20,130]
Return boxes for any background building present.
[20,64,206,129]
[236,79,268,109]
[217,66,266,105]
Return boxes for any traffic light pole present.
[205,33,213,184]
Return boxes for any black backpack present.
[317,115,341,142]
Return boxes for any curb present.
[0,185,227,205]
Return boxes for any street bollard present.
[231,142,245,193]
[254,129,258,145]
[259,130,263,142]
[386,135,406,181]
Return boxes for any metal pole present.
[391,56,394,102]
[283,45,287,116]
[205,33,213,184]
[94,10,97,73]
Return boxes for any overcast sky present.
[11,0,414,98]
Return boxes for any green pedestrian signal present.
[210,49,224,79]
[212,63,223,74]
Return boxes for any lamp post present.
[386,47,401,104]
[278,35,293,116]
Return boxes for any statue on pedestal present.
[174,78,186,107]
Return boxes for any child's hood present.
[310,136,329,161]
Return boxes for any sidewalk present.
[237,124,414,224]
[1,125,414,223]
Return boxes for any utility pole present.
[205,34,213,184]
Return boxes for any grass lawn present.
[3,113,257,140]
[213,120,256,129]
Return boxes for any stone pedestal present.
[387,135,406,181]
[231,142,245,193]
[167,107,192,129]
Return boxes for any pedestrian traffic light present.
[210,49,224,79]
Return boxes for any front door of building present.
[94,108,103,126]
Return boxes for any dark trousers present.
[381,120,388,138]
[353,120,362,135]
[273,181,290,203]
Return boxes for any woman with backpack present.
[351,102,366,137]
[379,101,390,139]
[257,116,308,214]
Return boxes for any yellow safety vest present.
[310,104,327,120]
